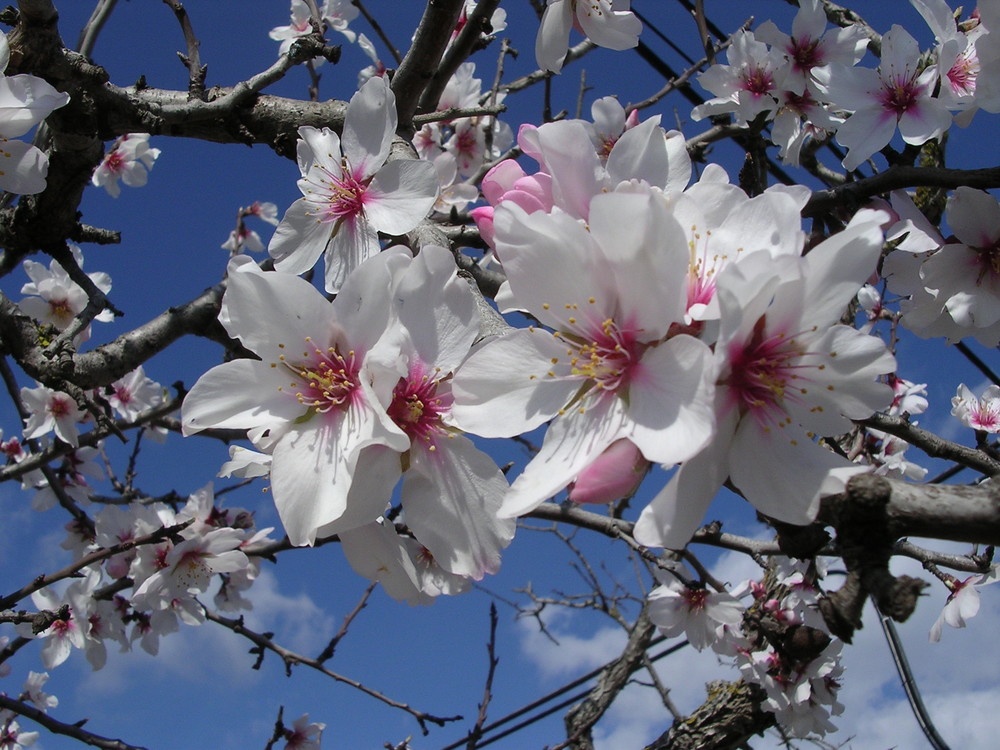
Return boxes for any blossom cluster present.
[0,481,307,747]
[648,558,846,737]
[691,0,998,169]
[175,11,920,740]
[7,1,1000,746]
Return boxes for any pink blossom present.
[929,569,999,641]
[21,384,84,446]
[814,25,953,170]
[567,438,649,504]
[647,576,744,652]
[91,133,160,198]
[268,77,438,293]
[951,383,1000,432]
[0,31,70,194]
[536,0,642,73]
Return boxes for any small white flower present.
[92,133,160,198]
[647,576,744,651]
[951,383,1000,432]
[21,384,84,446]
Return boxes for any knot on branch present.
[288,36,341,66]
[32,603,71,635]
[818,474,929,642]
[772,520,830,559]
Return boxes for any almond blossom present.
[18,245,113,343]
[371,245,515,580]
[18,579,90,669]
[340,518,471,605]
[182,254,409,545]
[103,366,164,421]
[130,527,249,611]
[487,114,689,229]
[911,0,985,119]
[814,24,953,170]
[929,568,999,641]
[283,713,325,750]
[914,187,1000,344]
[0,31,70,194]
[21,384,84,446]
[951,383,1000,431]
[691,30,786,125]
[452,189,716,518]
[535,0,642,73]
[566,438,649,505]
[91,133,160,198]
[268,77,438,293]
[635,210,896,549]
[270,0,359,59]
[754,0,868,95]
[0,720,39,750]
[647,575,744,651]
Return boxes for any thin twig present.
[161,0,207,99]
[205,611,462,735]
[464,603,500,750]
[76,0,119,57]
[314,581,376,663]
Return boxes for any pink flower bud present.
[471,206,496,248]
[567,439,649,504]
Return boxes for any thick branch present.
[806,165,1000,217]
[563,603,657,749]
[644,680,774,750]
[391,0,464,129]
[0,281,227,391]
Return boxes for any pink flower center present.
[740,66,774,96]
[724,317,819,428]
[173,549,211,590]
[682,586,708,612]
[48,297,74,321]
[566,318,641,393]
[454,127,478,158]
[790,37,823,71]
[387,369,449,443]
[104,150,127,175]
[279,338,361,414]
[968,400,1000,431]
[781,89,818,115]
[878,77,920,115]
[975,244,1000,285]
[309,164,370,225]
[48,395,73,418]
[947,51,979,96]
[1,437,23,460]
[597,135,618,161]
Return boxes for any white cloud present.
[517,608,628,680]
[240,567,336,655]
[78,566,335,697]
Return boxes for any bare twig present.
[205,611,462,734]
[161,0,207,99]
[464,603,500,750]
[314,582,376,663]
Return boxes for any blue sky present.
[2,1,1000,749]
